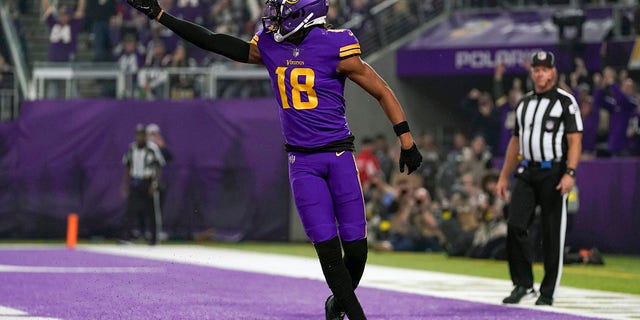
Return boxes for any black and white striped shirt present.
[123,141,166,179]
[514,87,583,162]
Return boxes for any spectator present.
[364,174,396,246]
[85,0,117,61]
[168,43,198,98]
[373,134,394,182]
[460,134,493,186]
[382,181,419,252]
[496,85,522,156]
[112,0,150,45]
[372,185,442,252]
[439,200,479,257]
[146,123,172,163]
[114,33,146,97]
[593,68,638,156]
[42,0,86,62]
[452,171,484,208]
[138,39,171,99]
[463,89,501,153]
[435,131,468,202]
[42,0,86,98]
[467,171,507,260]
[356,137,380,187]
[579,94,599,158]
[415,132,441,197]
[568,57,590,90]
[412,187,444,252]
[493,62,524,157]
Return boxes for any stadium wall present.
[0,99,291,241]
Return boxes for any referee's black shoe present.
[502,286,537,304]
[325,295,345,320]
[535,295,553,306]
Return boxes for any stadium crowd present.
[0,0,413,98]
[358,129,510,259]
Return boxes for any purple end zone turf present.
[0,248,601,320]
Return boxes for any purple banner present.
[492,157,640,254]
[397,8,633,76]
[0,99,291,240]
[569,158,640,255]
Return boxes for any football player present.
[126,0,423,319]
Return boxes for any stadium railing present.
[30,62,270,100]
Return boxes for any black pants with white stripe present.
[507,164,568,299]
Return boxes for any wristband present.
[393,121,410,136]
[566,167,576,178]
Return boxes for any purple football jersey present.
[47,15,84,62]
[251,27,361,148]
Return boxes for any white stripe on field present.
[0,264,163,273]
[0,306,61,320]
[80,244,640,320]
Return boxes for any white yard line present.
[80,244,640,320]
[0,306,61,320]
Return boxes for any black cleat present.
[325,295,345,320]
[502,286,537,304]
[535,295,553,306]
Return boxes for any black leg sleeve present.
[341,238,368,290]
[314,237,366,320]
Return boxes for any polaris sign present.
[454,49,544,69]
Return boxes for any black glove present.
[126,0,162,20]
[399,143,423,174]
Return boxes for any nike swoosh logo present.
[336,151,345,157]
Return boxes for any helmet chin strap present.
[274,13,326,42]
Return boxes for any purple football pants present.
[288,151,367,243]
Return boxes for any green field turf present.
[203,241,640,295]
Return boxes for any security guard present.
[496,51,583,306]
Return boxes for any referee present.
[496,51,583,306]
[121,124,166,245]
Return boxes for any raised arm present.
[41,0,53,19]
[75,0,85,18]
[126,0,261,64]
[337,55,422,174]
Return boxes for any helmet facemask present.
[261,0,328,42]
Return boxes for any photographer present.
[372,181,443,252]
